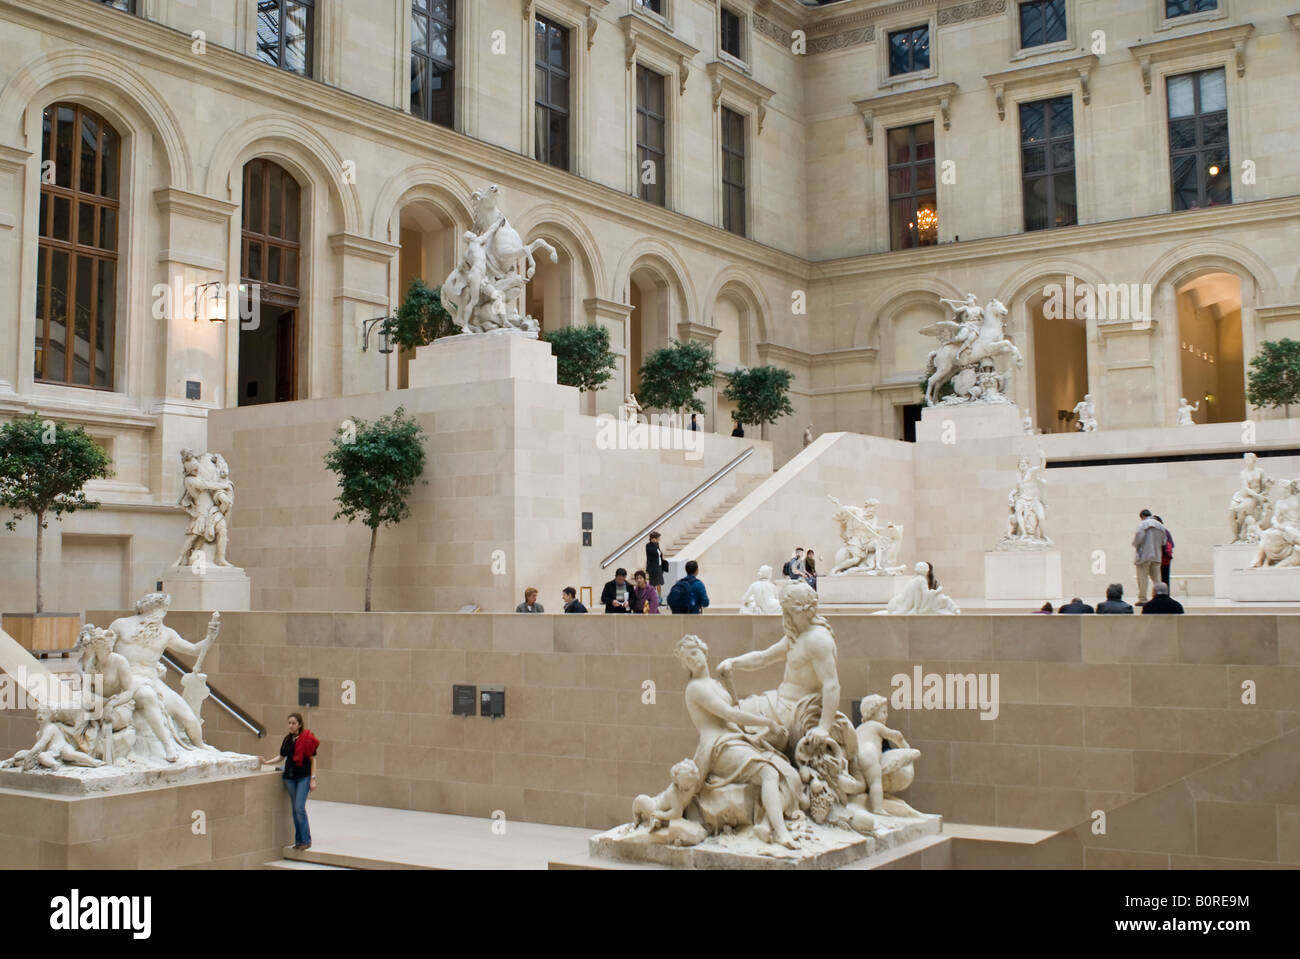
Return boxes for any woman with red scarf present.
[259,712,319,850]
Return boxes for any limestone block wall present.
[66,609,1293,846]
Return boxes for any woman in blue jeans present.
[259,713,318,850]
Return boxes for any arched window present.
[36,103,121,389]
[239,158,302,405]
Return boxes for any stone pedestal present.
[1225,567,1300,602]
[916,403,1023,442]
[984,549,1062,601]
[1213,543,1259,599]
[407,331,556,388]
[818,574,908,605]
[160,566,252,612]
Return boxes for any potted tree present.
[637,338,717,420]
[542,324,618,393]
[1246,338,1300,417]
[323,407,427,611]
[0,414,113,650]
[722,365,796,440]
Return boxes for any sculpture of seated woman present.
[874,562,961,615]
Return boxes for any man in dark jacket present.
[601,568,634,613]
[1096,583,1134,614]
[562,587,588,613]
[678,560,710,614]
[1141,582,1184,614]
[1058,597,1094,614]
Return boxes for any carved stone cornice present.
[619,14,699,94]
[809,346,879,366]
[855,82,958,143]
[1129,23,1255,93]
[983,54,1099,120]
[756,341,816,366]
[152,187,238,223]
[328,232,402,262]
[803,0,1005,55]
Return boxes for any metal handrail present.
[600,446,756,569]
[161,651,266,738]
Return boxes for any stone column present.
[0,144,31,400]
[584,297,634,417]
[328,232,402,398]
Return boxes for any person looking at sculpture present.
[1141,582,1184,614]
[602,568,633,613]
[632,570,660,613]
[645,531,669,598]
[1155,515,1174,585]
[258,713,318,850]
[1132,509,1167,604]
[515,588,544,613]
[783,547,804,580]
[802,550,818,590]
[666,560,710,614]
[561,587,587,613]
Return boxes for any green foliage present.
[722,366,795,427]
[384,279,459,351]
[637,339,717,415]
[0,414,113,531]
[543,324,617,393]
[324,407,428,532]
[1247,338,1300,414]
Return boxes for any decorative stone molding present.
[752,13,791,48]
[1129,23,1255,94]
[523,0,608,22]
[983,54,1099,120]
[327,232,402,263]
[804,0,1004,55]
[706,61,775,134]
[619,14,699,94]
[756,341,816,366]
[938,0,1007,26]
[855,82,958,144]
[810,346,880,366]
[152,187,239,224]
[809,24,875,55]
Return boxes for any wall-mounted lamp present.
[196,281,227,323]
[362,316,395,354]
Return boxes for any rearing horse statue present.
[920,298,1023,406]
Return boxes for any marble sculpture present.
[1229,452,1273,545]
[601,583,923,858]
[874,562,961,615]
[1176,397,1199,426]
[1072,394,1098,432]
[998,448,1052,548]
[1251,478,1300,568]
[921,294,1023,406]
[828,496,904,575]
[739,565,782,614]
[175,449,235,568]
[440,185,556,334]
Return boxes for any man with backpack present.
[666,560,710,614]
[782,548,804,580]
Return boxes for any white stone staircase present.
[664,477,765,557]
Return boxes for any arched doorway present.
[1175,272,1243,424]
[397,201,459,388]
[525,237,573,334]
[238,158,302,406]
[1028,287,1089,433]
[628,267,673,396]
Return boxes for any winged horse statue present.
[919,296,1023,406]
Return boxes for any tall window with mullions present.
[412,0,455,128]
[36,103,121,389]
[636,65,667,206]
[721,107,746,236]
[256,0,314,77]
[1019,95,1077,231]
[535,16,571,171]
[1167,68,1231,211]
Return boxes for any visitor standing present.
[782,547,804,579]
[645,531,669,598]
[803,549,818,590]
[666,560,709,614]
[601,568,634,613]
[561,587,587,613]
[632,570,660,613]
[258,713,318,850]
[1096,583,1134,614]
[731,420,744,438]
[689,414,700,431]
[515,588,544,612]
[1142,582,1184,614]
[1155,515,1174,585]
[1132,509,1167,604]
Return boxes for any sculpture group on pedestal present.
[440,185,556,335]
[604,583,925,859]
[175,449,235,569]
[875,562,961,615]
[739,565,782,615]
[827,495,904,575]
[1251,478,1300,569]
[998,448,1052,549]
[2,593,230,776]
[921,294,1023,406]
[1229,452,1272,545]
